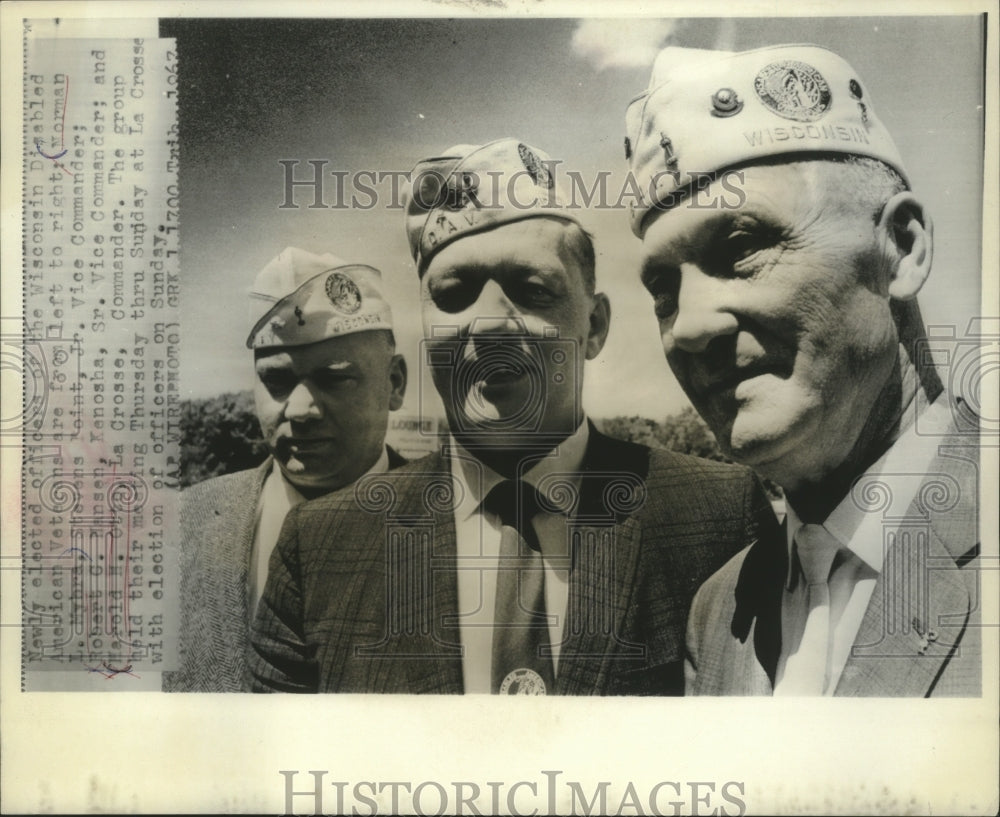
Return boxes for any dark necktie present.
[484,480,555,695]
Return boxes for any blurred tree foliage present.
[179,391,267,487]
[598,408,784,501]
[179,394,781,500]
[600,407,723,462]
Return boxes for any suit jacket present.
[250,427,780,694]
[164,448,407,692]
[685,418,981,697]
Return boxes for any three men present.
[165,247,407,691]
[625,45,980,695]
[250,139,777,694]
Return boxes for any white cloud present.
[571,19,682,71]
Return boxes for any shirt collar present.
[785,394,954,587]
[450,418,590,521]
[260,459,306,519]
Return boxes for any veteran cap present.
[625,44,910,236]
[404,138,582,274]
[246,247,394,349]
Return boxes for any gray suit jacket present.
[163,460,270,692]
[685,420,981,696]
[250,428,780,694]
[165,450,407,692]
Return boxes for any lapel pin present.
[912,617,939,655]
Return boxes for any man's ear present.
[585,292,611,361]
[878,191,933,300]
[388,354,407,411]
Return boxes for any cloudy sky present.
[163,15,985,422]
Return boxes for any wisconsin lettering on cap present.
[623,44,910,236]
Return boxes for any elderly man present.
[164,247,408,691]
[251,139,777,695]
[625,45,980,696]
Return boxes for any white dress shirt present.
[449,420,590,694]
[248,447,391,614]
[775,396,955,695]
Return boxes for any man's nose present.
[466,280,526,338]
[668,265,739,354]
[284,381,321,422]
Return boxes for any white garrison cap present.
[403,138,583,274]
[625,44,910,236]
[246,247,393,349]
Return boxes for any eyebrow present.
[640,208,761,284]
[305,361,357,378]
[433,259,566,279]
[255,358,355,375]
[254,356,292,373]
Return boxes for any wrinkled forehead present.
[639,161,822,248]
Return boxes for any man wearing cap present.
[164,247,408,692]
[624,45,980,696]
[251,139,778,695]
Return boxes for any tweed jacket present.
[250,427,780,694]
[164,449,406,692]
[685,413,981,697]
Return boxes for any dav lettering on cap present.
[404,138,582,274]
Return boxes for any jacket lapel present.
[730,521,787,693]
[372,453,464,694]
[836,433,977,697]
[224,460,270,688]
[555,516,644,694]
[176,460,269,691]
[555,427,647,695]
[836,528,971,696]
[235,458,272,608]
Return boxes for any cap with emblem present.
[246,246,394,349]
[403,138,582,274]
[624,44,910,236]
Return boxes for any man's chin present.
[454,386,544,431]
[277,459,349,494]
[448,414,539,447]
[724,411,815,483]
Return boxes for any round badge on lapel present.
[499,668,547,695]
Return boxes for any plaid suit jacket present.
[164,449,407,693]
[250,428,779,694]
[685,416,981,697]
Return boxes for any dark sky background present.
[160,15,986,421]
